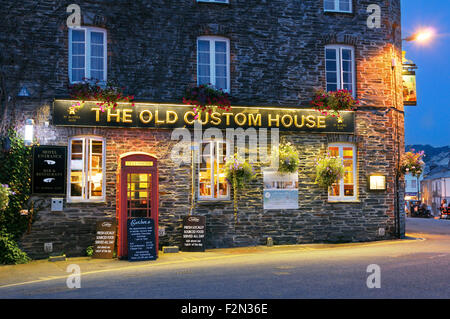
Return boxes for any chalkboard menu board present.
[32,146,67,195]
[93,221,116,259]
[182,216,206,252]
[127,218,157,261]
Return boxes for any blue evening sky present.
[401,0,450,147]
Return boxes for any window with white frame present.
[324,0,352,13]
[325,45,355,96]
[328,143,357,201]
[198,140,230,200]
[68,137,106,202]
[69,27,107,83]
[197,36,230,92]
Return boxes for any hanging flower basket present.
[182,84,231,120]
[68,78,135,113]
[314,154,345,189]
[272,142,300,174]
[224,154,255,222]
[400,149,425,177]
[310,89,359,119]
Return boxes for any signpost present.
[32,146,67,195]
[92,220,116,259]
[182,216,206,252]
[127,218,157,261]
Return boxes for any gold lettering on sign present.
[317,116,326,128]
[139,110,153,124]
[294,115,305,128]
[166,111,178,124]
[184,111,196,125]
[234,113,247,126]
[199,112,209,125]
[223,113,233,126]
[122,109,133,123]
[125,161,153,167]
[248,113,261,127]
[305,115,316,128]
[268,114,280,127]
[281,114,293,128]
[92,108,101,122]
[155,111,165,124]
[107,109,121,123]
[210,112,222,125]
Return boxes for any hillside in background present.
[406,144,450,177]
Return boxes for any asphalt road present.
[1,217,449,299]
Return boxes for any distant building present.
[405,173,423,201]
[421,171,450,215]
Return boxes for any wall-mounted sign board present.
[32,146,67,195]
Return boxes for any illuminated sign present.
[53,100,355,133]
[125,161,154,167]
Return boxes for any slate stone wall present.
[0,0,405,259]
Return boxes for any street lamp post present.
[392,28,434,238]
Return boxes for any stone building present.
[0,0,405,259]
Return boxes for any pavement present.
[0,235,422,290]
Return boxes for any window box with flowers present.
[183,84,231,119]
[68,78,135,114]
[310,89,359,120]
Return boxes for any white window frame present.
[67,136,106,202]
[325,44,356,97]
[198,140,230,201]
[197,36,231,93]
[197,0,229,3]
[328,143,357,202]
[324,0,353,13]
[68,27,107,84]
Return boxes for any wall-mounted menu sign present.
[53,100,355,133]
[93,220,116,259]
[32,146,67,195]
[127,218,157,261]
[182,216,206,252]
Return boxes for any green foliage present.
[0,230,30,264]
[315,154,345,189]
[400,149,425,177]
[0,184,13,211]
[274,142,300,174]
[0,129,33,241]
[86,246,94,257]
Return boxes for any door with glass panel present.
[118,153,158,258]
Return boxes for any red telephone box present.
[117,153,158,259]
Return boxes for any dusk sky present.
[401,0,450,147]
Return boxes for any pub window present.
[324,0,352,13]
[325,45,355,96]
[328,143,357,201]
[198,140,230,200]
[69,27,107,83]
[67,136,106,202]
[197,36,230,93]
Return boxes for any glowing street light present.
[403,28,435,44]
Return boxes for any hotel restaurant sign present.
[53,100,354,133]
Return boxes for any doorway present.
[117,153,158,258]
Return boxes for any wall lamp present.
[368,174,387,191]
[24,119,35,147]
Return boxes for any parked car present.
[410,201,432,218]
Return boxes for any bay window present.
[198,140,230,200]
[325,45,355,96]
[197,36,230,92]
[328,143,357,201]
[68,136,106,202]
[69,27,107,83]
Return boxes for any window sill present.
[66,200,107,205]
[197,200,232,205]
[327,199,361,203]
[324,10,354,16]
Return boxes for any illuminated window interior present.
[199,141,229,200]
